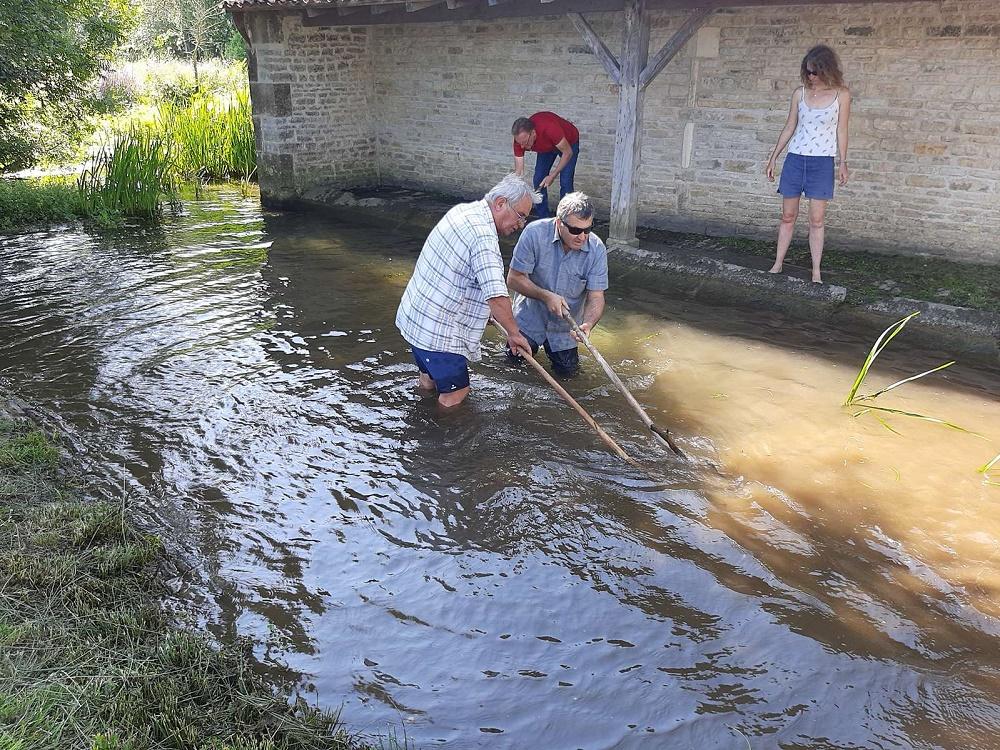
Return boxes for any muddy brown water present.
[1,189,999,749]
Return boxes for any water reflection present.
[1,187,998,748]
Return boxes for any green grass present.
[2,66,257,234]
[0,179,87,233]
[70,87,256,227]
[0,416,380,750]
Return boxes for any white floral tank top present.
[787,87,840,157]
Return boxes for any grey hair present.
[485,173,542,206]
[556,192,594,222]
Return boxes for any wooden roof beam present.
[567,11,621,85]
[639,5,714,88]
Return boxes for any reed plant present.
[844,312,979,436]
[77,125,178,221]
[158,89,256,183]
[980,453,1000,487]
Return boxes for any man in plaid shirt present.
[396,174,539,407]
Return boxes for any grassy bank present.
[0,179,87,233]
[0,414,373,750]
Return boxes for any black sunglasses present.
[562,222,593,236]
[806,68,819,77]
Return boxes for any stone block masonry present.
[245,12,378,204]
[245,2,1000,264]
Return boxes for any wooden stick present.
[491,319,638,467]
[563,310,686,459]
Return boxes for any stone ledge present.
[609,242,849,304]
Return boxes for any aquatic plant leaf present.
[859,405,984,437]
[979,452,1000,485]
[844,312,920,405]
[874,415,903,436]
[854,360,956,402]
[978,452,1000,474]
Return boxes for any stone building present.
[225,0,1000,264]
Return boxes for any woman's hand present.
[839,161,849,186]
[538,174,555,189]
[766,158,776,182]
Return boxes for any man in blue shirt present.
[506,192,609,376]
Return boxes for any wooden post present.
[609,0,650,244]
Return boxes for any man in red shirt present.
[512,112,580,219]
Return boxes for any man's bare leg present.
[415,372,437,396]
[438,386,471,408]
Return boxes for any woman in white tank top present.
[765,45,852,284]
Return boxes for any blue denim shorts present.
[412,346,470,393]
[778,152,835,200]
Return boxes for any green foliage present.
[128,0,235,64]
[78,126,178,221]
[0,179,87,233]
[159,90,256,182]
[843,313,955,406]
[0,0,135,171]
[980,453,1000,487]
[3,61,255,231]
[223,29,248,62]
[114,58,248,108]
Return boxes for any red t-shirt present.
[513,111,580,157]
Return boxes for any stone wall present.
[246,2,1000,263]
[246,13,377,204]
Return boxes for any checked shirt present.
[396,200,508,362]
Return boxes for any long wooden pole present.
[563,311,686,459]
[491,320,638,467]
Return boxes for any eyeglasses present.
[506,202,530,225]
[806,68,819,77]
[562,222,593,236]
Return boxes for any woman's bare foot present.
[811,272,823,284]
[768,263,783,274]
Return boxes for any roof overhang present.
[223,0,947,28]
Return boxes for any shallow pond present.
[1,189,998,749]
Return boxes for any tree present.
[130,0,234,83]
[181,0,231,87]
[0,0,134,172]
